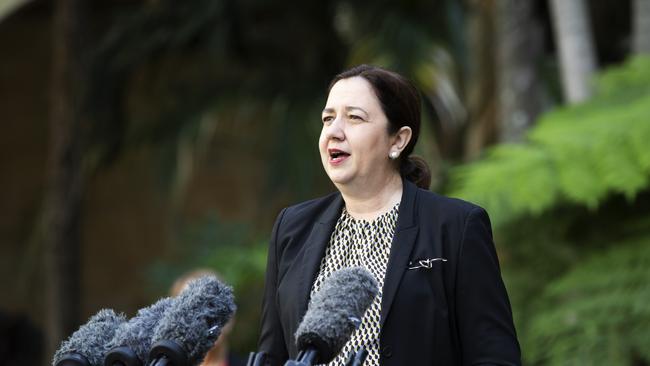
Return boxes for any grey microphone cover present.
[107,297,174,362]
[52,308,127,366]
[295,266,379,364]
[151,275,236,364]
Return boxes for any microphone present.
[148,275,236,366]
[344,348,368,366]
[104,297,175,366]
[289,266,378,366]
[52,309,127,366]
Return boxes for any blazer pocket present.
[407,257,448,270]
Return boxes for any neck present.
[337,173,403,220]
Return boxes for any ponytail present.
[400,155,431,189]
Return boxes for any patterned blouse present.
[309,203,400,366]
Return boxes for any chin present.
[326,171,353,187]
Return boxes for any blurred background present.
[1,0,649,364]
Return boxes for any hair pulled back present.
[328,64,431,189]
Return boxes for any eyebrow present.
[321,106,369,117]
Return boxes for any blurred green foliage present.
[450,56,650,365]
[148,212,268,353]
[450,56,650,225]
[526,239,650,365]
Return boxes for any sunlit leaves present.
[450,57,650,225]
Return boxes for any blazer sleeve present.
[258,208,289,366]
[455,207,521,366]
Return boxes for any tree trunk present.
[633,0,650,54]
[549,0,597,104]
[463,0,498,160]
[496,0,544,142]
[44,0,87,359]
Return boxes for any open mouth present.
[328,148,350,163]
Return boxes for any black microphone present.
[288,267,378,366]
[148,275,236,366]
[104,297,175,366]
[52,309,127,366]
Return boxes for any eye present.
[322,115,334,124]
[349,114,365,122]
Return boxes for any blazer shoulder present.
[416,188,487,224]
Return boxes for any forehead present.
[324,77,381,112]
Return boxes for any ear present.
[390,126,412,153]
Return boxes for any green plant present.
[448,56,650,365]
[525,239,650,365]
[450,57,650,226]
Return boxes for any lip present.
[327,148,350,166]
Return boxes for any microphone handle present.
[246,351,267,366]
[148,340,188,366]
[344,351,354,366]
[283,348,318,366]
[350,348,368,366]
[149,357,170,366]
[253,352,268,366]
[246,352,256,366]
[299,349,318,365]
[296,350,305,361]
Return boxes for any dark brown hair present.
[328,64,431,189]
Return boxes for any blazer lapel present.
[296,193,344,323]
[381,179,419,328]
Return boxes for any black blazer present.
[258,180,521,365]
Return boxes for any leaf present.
[449,56,650,224]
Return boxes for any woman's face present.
[319,76,397,188]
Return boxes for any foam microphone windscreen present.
[294,267,379,364]
[106,297,174,363]
[52,309,127,366]
[151,275,236,364]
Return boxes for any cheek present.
[357,130,389,157]
[318,129,327,152]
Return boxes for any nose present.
[323,117,345,141]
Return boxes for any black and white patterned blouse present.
[310,203,400,366]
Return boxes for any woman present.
[258,65,521,366]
